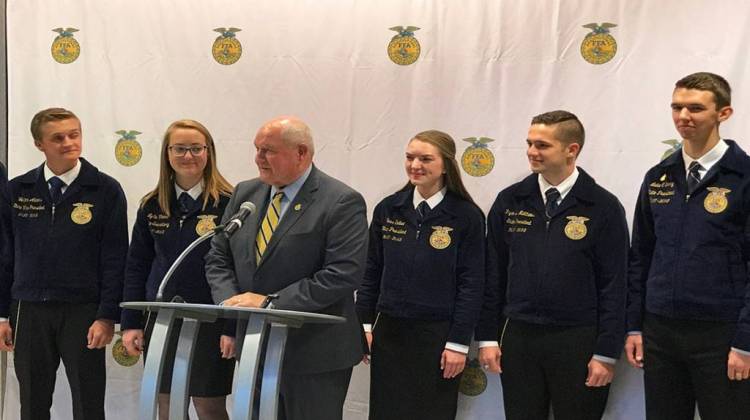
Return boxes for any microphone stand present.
[155,227,222,302]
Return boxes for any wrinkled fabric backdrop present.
[5,1,750,418]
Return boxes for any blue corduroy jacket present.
[476,169,629,359]
[0,158,128,320]
[628,140,750,351]
[356,187,486,346]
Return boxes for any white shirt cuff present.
[627,331,642,335]
[0,318,7,322]
[592,354,617,365]
[444,342,469,354]
[478,341,500,348]
[362,324,372,333]
[731,347,750,356]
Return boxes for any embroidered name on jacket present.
[382,218,407,242]
[649,180,675,205]
[147,212,170,234]
[12,196,45,218]
[505,209,535,233]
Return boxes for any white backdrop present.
[5,0,750,418]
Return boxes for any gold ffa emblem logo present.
[51,27,80,64]
[71,203,93,225]
[580,23,617,64]
[429,226,453,249]
[388,26,421,65]
[112,336,139,367]
[212,27,242,65]
[704,187,730,214]
[459,359,488,396]
[461,137,495,177]
[196,215,218,236]
[564,216,589,240]
[661,139,682,161]
[115,130,143,167]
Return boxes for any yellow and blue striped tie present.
[255,191,284,263]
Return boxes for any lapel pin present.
[294,203,302,211]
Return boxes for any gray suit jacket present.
[205,165,368,374]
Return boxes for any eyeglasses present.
[168,145,207,157]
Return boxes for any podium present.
[120,302,345,420]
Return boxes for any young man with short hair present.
[477,110,629,419]
[626,72,750,419]
[0,108,128,420]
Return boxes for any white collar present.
[175,182,203,200]
[413,187,447,210]
[538,167,579,203]
[682,139,727,174]
[44,159,81,186]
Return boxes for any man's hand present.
[0,322,13,352]
[727,349,750,381]
[362,331,373,365]
[223,292,266,308]
[220,335,236,359]
[440,349,467,379]
[87,319,115,349]
[624,334,644,368]
[122,329,144,356]
[478,346,502,373]
[586,358,615,387]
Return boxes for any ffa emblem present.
[115,130,143,167]
[212,27,242,65]
[112,337,139,367]
[195,215,217,236]
[71,203,93,225]
[661,139,682,161]
[387,26,421,65]
[461,137,496,177]
[564,216,589,240]
[459,358,488,396]
[704,187,730,214]
[429,226,453,249]
[580,23,617,64]
[51,27,80,64]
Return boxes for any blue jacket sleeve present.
[121,206,155,330]
[627,176,655,332]
[475,194,508,342]
[592,199,629,358]
[0,167,12,318]
[96,181,128,321]
[447,206,485,345]
[355,201,385,325]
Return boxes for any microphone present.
[222,201,256,237]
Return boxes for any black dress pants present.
[11,301,106,420]
[642,313,750,420]
[500,320,610,420]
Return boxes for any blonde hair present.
[141,119,232,216]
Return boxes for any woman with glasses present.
[356,130,485,420]
[122,119,234,419]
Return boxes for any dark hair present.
[531,110,585,153]
[403,130,476,205]
[675,72,731,109]
[30,108,80,142]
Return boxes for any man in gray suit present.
[205,116,368,420]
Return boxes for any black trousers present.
[278,367,353,420]
[642,313,750,420]
[501,320,610,420]
[10,301,106,420]
[369,314,461,420]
